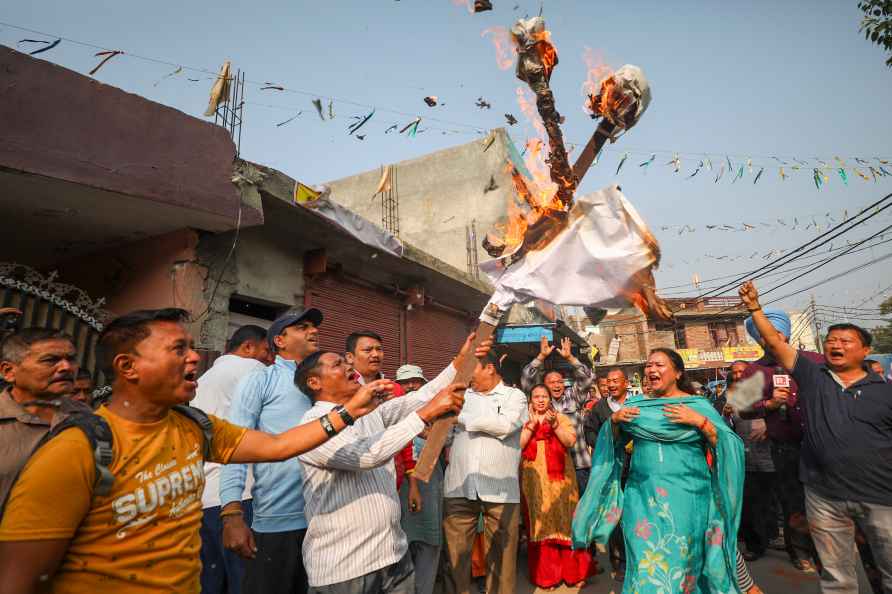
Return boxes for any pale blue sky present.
[3,1,891,326]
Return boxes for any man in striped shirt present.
[443,351,528,594]
[296,334,486,594]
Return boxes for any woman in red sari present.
[521,384,595,590]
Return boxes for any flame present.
[450,0,473,13]
[580,47,613,104]
[482,27,516,70]
[533,31,558,80]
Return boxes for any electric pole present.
[811,295,823,353]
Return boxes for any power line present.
[763,250,892,306]
[697,193,892,298]
[657,235,892,295]
[758,222,892,298]
[853,282,892,308]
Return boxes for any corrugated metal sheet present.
[306,274,402,378]
[406,305,474,380]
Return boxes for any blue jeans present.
[805,488,892,594]
[200,500,254,594]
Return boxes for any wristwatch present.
[334,404,355,426]
[319,413,338,437]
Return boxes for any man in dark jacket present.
[583,367,631,580]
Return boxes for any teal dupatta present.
[572,396,745,594]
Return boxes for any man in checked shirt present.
[521,335,595,494]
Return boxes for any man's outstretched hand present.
[454,332,494,371]
[345,379,395,419]
[417,383,467,423]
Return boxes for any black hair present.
[648,347,698,395]
[345,331,383,355]
[0,327,73,364]
[226,324,268,353]
[528,382,550,398]
[479,350,504,377]
[826,323,873,347]
[605,367,628,379]
[76,368,93,381]
[97,308,190,377]
[294,350,337,398]
[543,369,565,381]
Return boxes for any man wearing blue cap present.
[219,308,323,594]
[739,305,822,573]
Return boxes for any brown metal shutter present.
[306,274,402,378]
[406,305,474,380]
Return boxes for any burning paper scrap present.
[424,96,438,107]
[504,113,518,125]
[474,0,493,12]
[585,65,651,132]
[480,185,670,320]
[726,373,765,412]
[204,61,231,116]
[475,97,492,109]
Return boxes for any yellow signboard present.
[677,345,764,368]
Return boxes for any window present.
[674,324,688,349]
[654,321,687,350]
[708,322,739,347]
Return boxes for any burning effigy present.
[415,16,669,480]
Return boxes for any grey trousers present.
[309,553,415,594]
[805,487,892,594]
[409,541,441,594]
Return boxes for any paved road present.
[511,548,873,594]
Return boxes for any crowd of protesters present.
[0,278,890,594]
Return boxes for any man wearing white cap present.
[394,364,443,594]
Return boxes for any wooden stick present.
[413,321,497,482]
[572,121,617,184]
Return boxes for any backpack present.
[0,403,213,517]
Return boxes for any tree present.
[858,0,892,68]
[871,295,892,352]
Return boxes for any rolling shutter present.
[406,305,475,379]
[306,274,402,378]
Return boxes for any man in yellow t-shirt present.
[0,308,395,594]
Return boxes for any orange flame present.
[580,47,615,115]
[482,27,516,71]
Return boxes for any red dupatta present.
[522,421,567,481]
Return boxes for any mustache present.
[53,373,75,382]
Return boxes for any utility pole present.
[811,295,823,353]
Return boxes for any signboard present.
[605,337,621,364]
[677,345,764,368]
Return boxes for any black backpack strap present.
[172,405,214,459]
[47,413,116,496]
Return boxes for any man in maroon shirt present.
[740,308,821,573]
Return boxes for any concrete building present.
[324,129,523,280]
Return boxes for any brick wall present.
[684,322,714,350]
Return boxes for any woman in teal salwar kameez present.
[572,348,746,594]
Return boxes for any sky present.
[3,0,892,330]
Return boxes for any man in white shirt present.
[192,325,271,594]
[442,351,528,594]
[295,333,485,594]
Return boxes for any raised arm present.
[520,335,552,392]
[229,379,393,464]
[299,384,465,470]
[558,337,595,403]
[739,281,797,372]
[219,372,265,505]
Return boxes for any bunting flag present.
[293,182,321,204]
[19,38,62,55]
[714,163,726,183]
[838,168,848,185]
[153,66,183,87]
[753,167,764,184]
[687,160,703,179]
[89,50,124,76]
[639,153,656,173]
[615,152,629,175]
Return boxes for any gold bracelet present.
[220,509,243,519]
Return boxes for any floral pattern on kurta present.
[572,396,745,594]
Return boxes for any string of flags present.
[611,151,892,189]
[6,23,892,166]
[661,232,891,267]
[656,205,892,236]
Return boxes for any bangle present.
[747,306,762,313]
[319,413,338,437]
[334,404,355,426]
[220,509,243,519]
